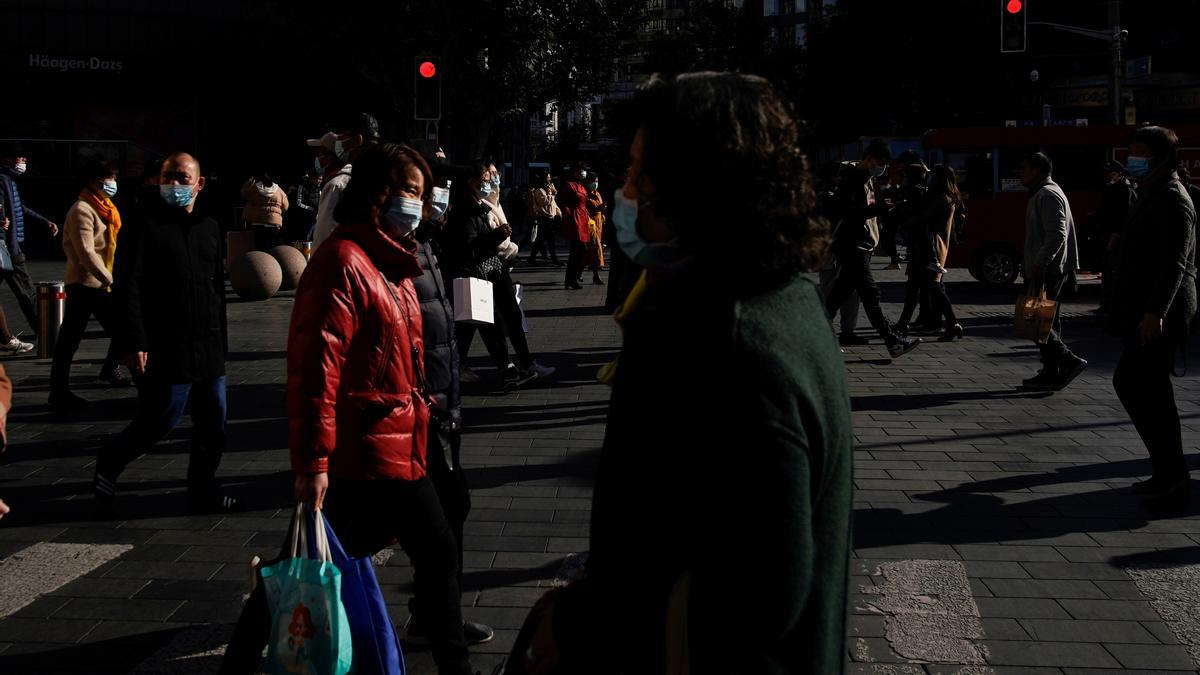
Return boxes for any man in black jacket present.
[1110,127,1197,507]
[824,140,920,360]
[95,152,236,514]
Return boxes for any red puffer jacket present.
[559,180,591,244]
[287,221,430,480]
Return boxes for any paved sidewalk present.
[0,258,1197,674]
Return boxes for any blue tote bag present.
[307,509,406,675]
[261,505,354,675]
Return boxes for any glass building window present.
[795,0,807,13]
[764,0,778,16]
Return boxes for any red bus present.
[921,124,1200,285]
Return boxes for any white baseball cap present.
[305,132,338,153]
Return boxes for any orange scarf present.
[79,190,122,273]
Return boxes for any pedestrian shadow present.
[464,449,601,490]
[522,306,611,319]
[0,625,227,674]
[852,389,1052,412]
[463,402,609,435]
[1110,546,1200,569]
[855,454,1200,554]
[0,470,291,529]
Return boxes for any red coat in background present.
[558,180,591,244]
[287,220,431,481]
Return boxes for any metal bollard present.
[36,281,66,359]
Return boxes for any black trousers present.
[825,247,893,340]
[50,284,121,394]
[96,375,227,495]
[897,273,957,329]
[1114,337,1189,484]
[565,240,587,287]
[324,476,471,675]
[425,419,470,597]
[456,271,531,371]
[1034,274,1076,370]
[3,254,38,334]
[530,218,560,262]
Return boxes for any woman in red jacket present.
[287,143,474,675]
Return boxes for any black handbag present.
[474,254,504,281]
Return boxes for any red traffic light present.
[1006,0,1023,14]
[419,61,437,79]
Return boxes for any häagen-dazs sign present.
[28,54,123,73]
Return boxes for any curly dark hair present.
[334,142,432,226]
[627,72,828,284]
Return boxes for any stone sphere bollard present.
[269,245,308,292]
[230,251,283,301]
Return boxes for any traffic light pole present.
[1028,20,1126,125]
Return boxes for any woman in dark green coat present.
[527,72,854,675]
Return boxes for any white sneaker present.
[459,366,482,384]
[0,336,34,355]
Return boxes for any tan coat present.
[241,180,290,227]
[62,198,114,289]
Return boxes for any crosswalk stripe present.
[861,559,992,668]
[1126,562,1200,669]
[0,542,133,618]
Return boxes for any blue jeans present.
[98,376,227,493]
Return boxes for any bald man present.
[98,152,237,513]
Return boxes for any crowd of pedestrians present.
[0,68,1195,672]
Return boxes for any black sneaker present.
[1131,478,1163,495]
[49,390,89,411]
[1021,369,1058,390]
[1141,478,1190,509]
[502,365,537,391]
[839,333,871,346]
[886,337,921,359]
[403,617,495,647]
[1053,356,1088,391]
[464,621,495,646]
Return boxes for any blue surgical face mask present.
[429,186,451,221]
[384,197,424,235]
[611,189,685,268]
[313,157,323,174]
[335,139,349,162]
[160,184,195,208]
[478,180,493,198]
[589,181,599,192]
[102,180,118,197]
[870,164,887,178]
[1126,155,1151,179]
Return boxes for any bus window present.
[946,152,994,198]
[999,147,1107,192]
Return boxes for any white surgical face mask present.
[12,162,27,175]
[384,196,424,235]
[429,187,451,221]
[102,180,118,197]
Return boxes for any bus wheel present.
[976,247,1019,286]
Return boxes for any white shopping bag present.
[513,283,529,333]
[452,277,494,324]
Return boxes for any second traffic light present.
[1001,0,1026,53]
[415,57,442,121]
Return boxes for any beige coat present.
[62,198,114,289]
[241,180,290,227]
